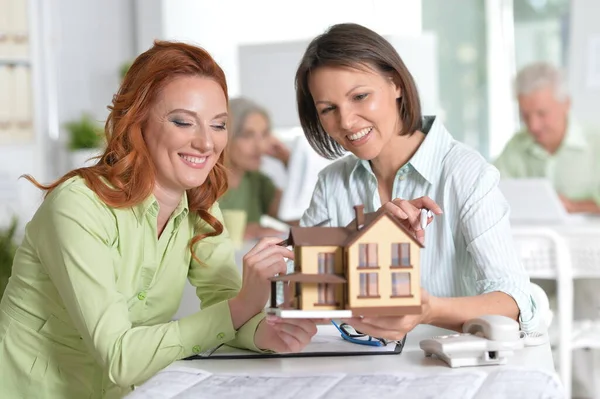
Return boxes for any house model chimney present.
[354,205,365,230]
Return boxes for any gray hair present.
[514,62,568,101]
[228,97,271,139]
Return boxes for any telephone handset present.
[419,315,546,368]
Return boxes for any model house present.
[268,205,423,318]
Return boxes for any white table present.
[172,324,556,376]
[511,217,600,398]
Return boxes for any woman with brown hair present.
[295,23,537,341]
[0,41,317,398]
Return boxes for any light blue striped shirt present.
[298,116,538,331]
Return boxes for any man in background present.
[494,61,600,214]
[496,62,600,398]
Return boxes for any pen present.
[420,209,433,230]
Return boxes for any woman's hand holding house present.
[377,196,443,244]
[228,236,319,353]
[237,237,293,315]
[341,289,433,341]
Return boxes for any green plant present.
[120,60,133,80]
[65,113,103,150]
[0,217,18,300]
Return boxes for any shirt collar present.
[408,116,453,184]
[349,116,452,184]
[132,191,190,224]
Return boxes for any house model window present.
[392,243,411,267]
[268,205,424,319]
[317,253,336,305]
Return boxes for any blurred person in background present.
[220,97,295,239]
[0,41,318,399]
[496,61,600,398]
[494,61,600,214]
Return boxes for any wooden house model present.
[267,205,423,318]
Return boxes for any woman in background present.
[293,23,538,341]
[0,41,317,398]
[220,97,293,239]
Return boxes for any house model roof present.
[287,205,425,249]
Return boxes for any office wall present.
[52,0,136,175]
[0,0,137,229]
[134,0,163,53]
[162,0,422,97]
[422,0,489,157]
[237,34,439,130]
[568,0,600,129]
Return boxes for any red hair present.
[24,40,229,261]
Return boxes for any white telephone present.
[419,315,547,368]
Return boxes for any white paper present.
[126,367,211,399]
[132,367,564,399]
[173,373,344,399]
[474,367,565,399]
[324,372,486,399]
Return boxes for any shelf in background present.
[0,58,31,67]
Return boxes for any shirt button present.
[217,332,225,340]
[137,291,147,300]
[192,345,201,354]
[399,175,406,181]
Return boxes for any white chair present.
[530,282,553,329]
[512,226,573,399]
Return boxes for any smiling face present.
[143,75,228,194]
[228,111,270,171]
[308,64,402,160]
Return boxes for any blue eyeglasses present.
[331,320,390,347]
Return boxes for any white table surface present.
[170,324,556,376]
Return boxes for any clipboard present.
[183,326,406,360]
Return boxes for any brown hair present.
[295,23,423,159]
[24,40,229,260]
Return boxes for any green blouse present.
[219,171,277,223]
[0,176,264,398]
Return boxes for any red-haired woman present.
[0,41,317,398]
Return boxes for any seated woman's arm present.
[430,164,538,332]
[187,203,265,351]
[35,186,255,388]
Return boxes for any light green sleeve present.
[32,185,257,389]
[186,203,266,352]
[492,135,528,178]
